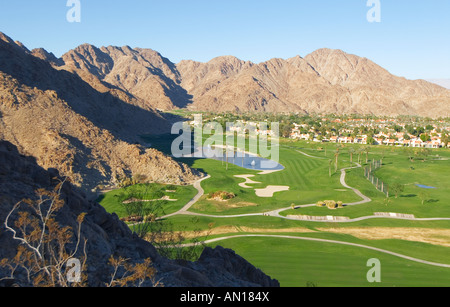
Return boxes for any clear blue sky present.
[0,0,449,80]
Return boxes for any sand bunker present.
[234,175,261,188]
[255,186,290,197]
[123,196,178,204]
[235,171,289,197]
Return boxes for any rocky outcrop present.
[0,32,201,195]
[0,140,279,287]
[60,44,193,111]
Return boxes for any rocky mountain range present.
[0,32,279,287]
[1,31,449,196]
[36,38,450,117]
[0,32,201,195]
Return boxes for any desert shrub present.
[316,201,326,207]
[1,180,160,287]
[324,200,338,209]
[317,200,344,209]
[208,191,236,201]
[165,185,177,191]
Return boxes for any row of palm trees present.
[328,145,372,177]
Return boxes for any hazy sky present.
[1,0,449,80]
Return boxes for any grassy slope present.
[208,236,450,287]
[104,134,450,287]
[188,146,362,215]
[98,183,198,218]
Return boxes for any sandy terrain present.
[235,172,289,197]
[234,174,261,188]
[321,227,450,247]
[255,186,290,197]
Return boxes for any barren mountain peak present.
[31,48,64,66]
[4,32,447,118]
[0,31,14,44]
[208,55,246,64]
[0,32,30,54]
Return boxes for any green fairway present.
[280,140,450,219]
[183,145,363,215]
[99,132,450,287]
[97,183,198,219]
[207,236,450,287]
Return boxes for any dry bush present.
[1,179,88,287]
[1,179,161,287]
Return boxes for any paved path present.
[296,150,328,159]
[160,155,450,224]
[179,234,450,268]
[159,175,211,219]
[263,162,372,220]
[154,151,450,269]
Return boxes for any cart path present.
[179,234,450,268]
[160,158,450,224]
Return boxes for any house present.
[383,139,396,146]
[411,139,423,148]
[374,138,384,145]
[402,140,411,147]
[330,136,339,143]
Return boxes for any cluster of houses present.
[190,115,277,137]
[188,114,450,149]
[290,121,450,149]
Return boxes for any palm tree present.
[365,146,371,164]
[334,149,340,173]
[348,147,355,164]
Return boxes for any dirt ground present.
[319,227,450,247]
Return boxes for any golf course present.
[99,133,450,287]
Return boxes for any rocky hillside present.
[48,38,450,117]
[0,140,280,287]
[0,32,201,195]
[427,79,450,90]
[58,44,192,111]
[177,50,450,116]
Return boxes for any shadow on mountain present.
[0,38,170,143]
[147,65,193,109]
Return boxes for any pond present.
[186,146,285,172]
[416,184,437,189]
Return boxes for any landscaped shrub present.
[324,200,337,209]
[316,201,326,207]
[165,184,178,191]
[208,191,236,201]
[316,200,344,210]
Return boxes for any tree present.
[280,122,293,138]
[367,136,375,146]
[1,180,160,287]
[420,134,430,142]
[442,133,449,147]
[418,190,430,205]
[334,149,340,173]
[1,180,88,287]
[348,147,355,164]
[383,197,392,207]
[364,146,371,164]
[106,257,160,288]
[419,148,431,162]
[390,183,405,199]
